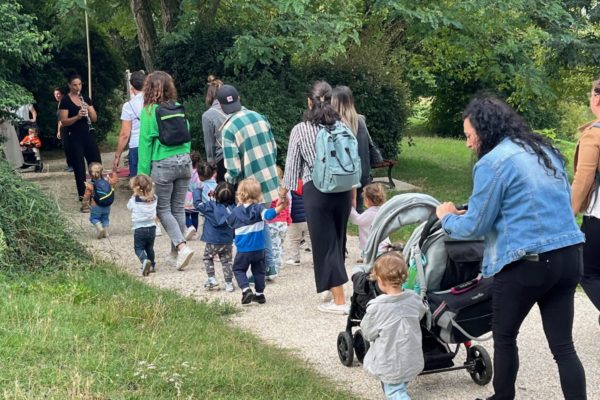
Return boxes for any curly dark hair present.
[143,71,177,107]
[463,96,564,176]
[303,80,341,127]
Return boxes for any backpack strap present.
[127,101,140,121]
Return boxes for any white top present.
[127,195,157,230]
[585,186,600,219]
[349,205,392,253]
[14,104,33,121]
[120,92,144,148]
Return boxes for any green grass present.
[0,264,357,399]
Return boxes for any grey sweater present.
[202,101,227,163]
[360,291,427,384]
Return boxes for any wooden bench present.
[371,159,396,189]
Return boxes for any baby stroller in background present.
[17,121,44,172]
[337,193,494,386]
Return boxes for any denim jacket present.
[442,138,584,277]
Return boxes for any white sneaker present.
[141,259,151,276]
[285,258,300,266]
[224,282,234,292]
[184,226,196,241]
[176,246,194,270]
[204,276,219,290]
[318,301,348,315]
[155,225,163,236]
[94,222,105,239]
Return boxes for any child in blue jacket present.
[194,181,236,292]
[227,178,288,305]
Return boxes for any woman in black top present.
[59,73,101,210]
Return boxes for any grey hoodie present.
[360,290,427,384]
[202,101,227,163]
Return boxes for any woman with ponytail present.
[201,75,227,182]
[280,81,351,314]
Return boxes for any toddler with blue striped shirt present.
[227,178,288,304]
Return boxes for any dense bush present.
[0,160,84,274]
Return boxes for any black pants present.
[303,181,351,293]
[216,158,226,183]
[581,216,600,311]
[233,250,266,293]
[134,226,156,266]
[65,130,101,198]
[491,244,586,400]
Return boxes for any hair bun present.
[207,74,216,83]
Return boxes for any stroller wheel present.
[337,331,354,367]
[353,330,370,364]
[35,163,43,172]
[467,345,493,385]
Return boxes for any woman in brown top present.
[572,77,600,317]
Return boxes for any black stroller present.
[337,193,493,386]
[17,121,44,172]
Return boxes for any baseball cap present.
[217,85,241,114]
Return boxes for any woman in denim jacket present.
[436,97,586,400]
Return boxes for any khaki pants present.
[287,221,311,262]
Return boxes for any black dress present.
[59,94,101,199]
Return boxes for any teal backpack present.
[312,121,361,193]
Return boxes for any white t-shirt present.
[585,185,600,219]
[120,92,144,148]
[14,104,33,121]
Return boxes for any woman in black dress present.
[281,81,351,314]
[59,72,101,211]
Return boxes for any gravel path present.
[28,153,600,400]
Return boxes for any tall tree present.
[160,0,181,32]
[130,0,156,71]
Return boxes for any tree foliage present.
[0,1,51,120]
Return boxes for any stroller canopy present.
[363,193,440,267]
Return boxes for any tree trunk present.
[130,0,156,72]
[160,0,181,33]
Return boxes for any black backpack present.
[93,178,115,207]
[155,101,191,146]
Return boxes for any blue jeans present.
[151,154,192,247]
[90,205,111,227]
[383,382,410,400]
[263,224,276,276]
[128,147,139,177]
[134,226,156,266]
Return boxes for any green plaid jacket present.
[222,108,279,203]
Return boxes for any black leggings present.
[65,130,101,198]
[581,216,600,311]
[491,244,586,400]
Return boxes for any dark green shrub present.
[0,160,84,274]
[299,60,410,160]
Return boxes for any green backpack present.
[312,121,361,193]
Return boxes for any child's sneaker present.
[150,264,156,273]
[241,288,254,304]
[184,226,196,241]
[104,227,109,238]
[204,276,219,290]
[141,259,151,276]
[176,246,194,270]
[94,222,105,239]
[252,293,266,304]
[224,282,234,292]
[285,258,300,266]
[266,264,278,281]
